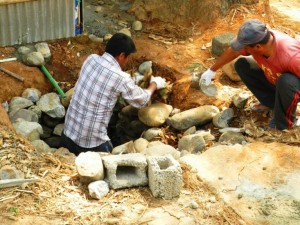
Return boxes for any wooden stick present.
[0,178,39,189]
[77,1,81,26]
[0,66,24,82]
[0,57,17,63]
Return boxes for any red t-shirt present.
[240,30,300,85]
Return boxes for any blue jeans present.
[60,131,113,156]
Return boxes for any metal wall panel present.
[0,0,76,46]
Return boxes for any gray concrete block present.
[147,155,182,200]
[102,153,148,189]
[212,32,235,56]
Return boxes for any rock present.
[138,103,173,127]
[170,108,181,116]
[13,118,43,141]
[53,148,76,164]
[28,105,42,118]
[118,28,131,37]
[219,127,245,133]
[143,143,180,159]
[35,42,51,60]
[212,108,234,128]
[95,6,103,13]
[133,138,149,153]
[138,61,152,76]
[103,33,112,42]
[37,93,66,118]
[61,87,74,108]
[9,108,39,123]
[142,128,162,141]
[179,217,196,225]
[180,142,300,225]
[23,51,45,66]
[195,130,215,143]
[183,126,197,136]
[178,134,206,154]
[2,101,8,112]
[17,46,32,56]
[21,88,41,103]
[9,96,34,112]
[147,141,165,147]
[232,91,252,109]
[75,151,104,183]
[132,20,143,31]
[167,105,220,130]
[218,131,247,145]
[0,165,24,180]
[89,34,103,43]
[53,123,64,136]
[112,140,135,155]
[190,200,199,209]
[88,180,110,199]
[32,140,53,153]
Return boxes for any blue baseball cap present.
[230,19,268,51]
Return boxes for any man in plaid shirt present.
[60,33,166,155]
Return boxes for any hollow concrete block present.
[147,155,182,200]
[102,153,148,189]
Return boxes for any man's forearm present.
[210,47,241,72]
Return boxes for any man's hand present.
[199,69,216,86]
[150,76,166,89]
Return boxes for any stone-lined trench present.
[6,52,247,155]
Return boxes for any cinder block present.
[212,32,235,56]
[147,155,182,200]
[102,153,148,189]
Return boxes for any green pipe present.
[40,65,66,99]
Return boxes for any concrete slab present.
[180,142,300,225]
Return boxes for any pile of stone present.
[4,90,64,151]
[3,85,250,156]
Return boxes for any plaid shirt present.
[64,53,150,148]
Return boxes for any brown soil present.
[0,0,299,224]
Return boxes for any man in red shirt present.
[200,19,300,130]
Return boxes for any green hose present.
[40,65,66,99]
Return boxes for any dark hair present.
[248,30,270,47]
[105,33,137,57]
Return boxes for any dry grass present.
[0,125,247,225]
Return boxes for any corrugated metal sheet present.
[0,0,77,46]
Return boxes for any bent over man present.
[60,33,166,155]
